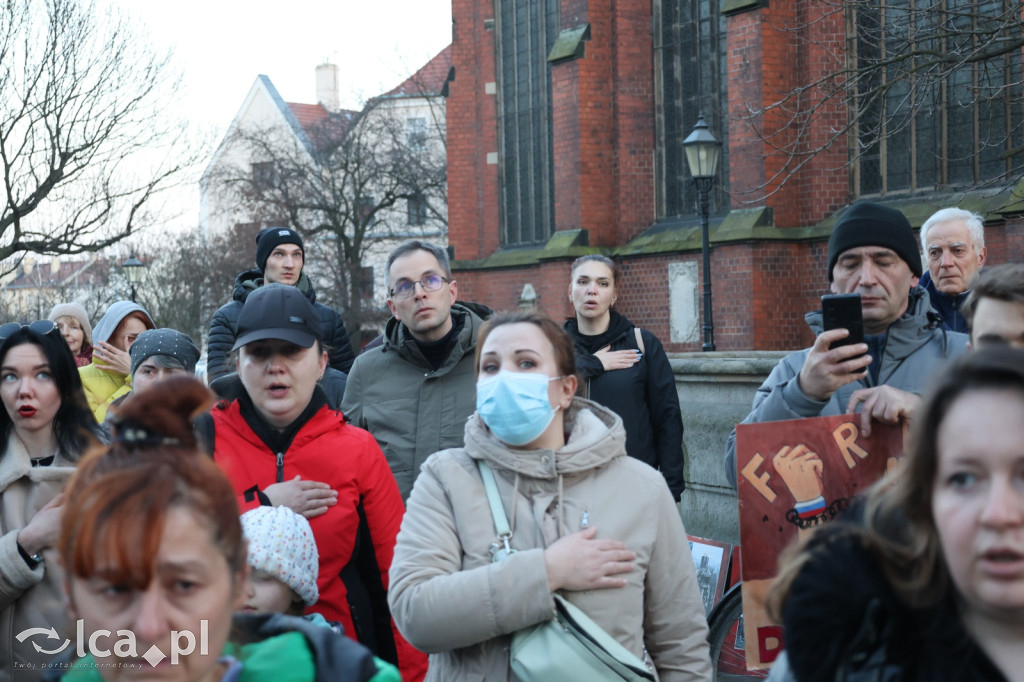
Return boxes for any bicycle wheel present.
[707,583,768,681]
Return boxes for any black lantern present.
[122,254,145,303]
[683,113,722,352]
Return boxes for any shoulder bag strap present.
[634,327,645,354]
[477,460,511,539]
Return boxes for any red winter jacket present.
[210,399,427,681]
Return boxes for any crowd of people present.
[0,200,1022,681]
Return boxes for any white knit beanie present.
[240,506,319,605]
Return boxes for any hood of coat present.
[92,301,154,345]
[232,268,318,305]
[463,397,627,479]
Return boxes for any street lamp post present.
[683,113,722,352]
[122,254,145,303]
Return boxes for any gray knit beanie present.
[129,329,200,377]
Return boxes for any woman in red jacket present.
[203,283,426,681]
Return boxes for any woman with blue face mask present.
[388,310,712,681]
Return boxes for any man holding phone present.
[723,201,969,488]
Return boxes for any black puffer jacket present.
[564,310,685,500]
[207,268,355,382]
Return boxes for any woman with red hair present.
[56,376,399,681]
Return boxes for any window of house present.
[653,0,730,219]
[251,162,277,190]
[407,117,428,151]
[496,0,560,246]
[356,196,376,223]
[852,0,1023,196]
[407,193,428,226]
[360,266,374,305]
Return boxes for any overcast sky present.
[96,0,452,232]
[110,0,453,135]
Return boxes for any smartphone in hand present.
[822,294,865,351]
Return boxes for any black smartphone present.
[822,294,864,350]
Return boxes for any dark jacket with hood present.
[919,269,971,334]
[724,287,968,488]
[207,268,355,382]
[340,302,490,501]
[564,310,685,500]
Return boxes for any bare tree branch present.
[0,0,199,272]
[734,0,1024,201]
[206,88,447,335]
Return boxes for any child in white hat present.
[239,506,401,680]
[240,506,321,619]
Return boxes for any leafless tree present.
[209,91,447,335]
[735,0,1024,200]
[132,223,261,345]
[0,0,197,272]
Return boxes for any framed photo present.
[687,535,731,616]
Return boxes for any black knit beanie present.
[827,202,921,281]
[255,227,304,272]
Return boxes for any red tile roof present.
[383,45,453,98]
[3,257,112,290]
[288,103,330,130]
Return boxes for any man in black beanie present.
[206,227,355,394]
[723,201,968,488]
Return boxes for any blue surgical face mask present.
[475,371,562,446]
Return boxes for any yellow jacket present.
[78,363,132,422]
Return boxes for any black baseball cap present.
[232,284,323,350]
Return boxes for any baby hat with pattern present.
[240,505,319,605]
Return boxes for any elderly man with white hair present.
[919,207,987,332]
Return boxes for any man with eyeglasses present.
[341,240,491,501]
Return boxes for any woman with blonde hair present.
[56,376,400,681]
[48,303,94,368]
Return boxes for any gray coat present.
[388,399,712,681]
[340,303,485,501]
[723,287,968,487]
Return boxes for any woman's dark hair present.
[0,324,103,459]
[61,376,246,588]
[475,310,577,380]
[770,345,1024,619]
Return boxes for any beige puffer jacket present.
[388,398,712,681]
[0,434,76,682]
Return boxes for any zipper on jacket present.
[276,452,284,483]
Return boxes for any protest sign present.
[735,414,904,669]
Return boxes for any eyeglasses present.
[0,320,59,342]
[389,274,450,300]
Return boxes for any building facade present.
[445,0,1024,350]
[200,49,452,340]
